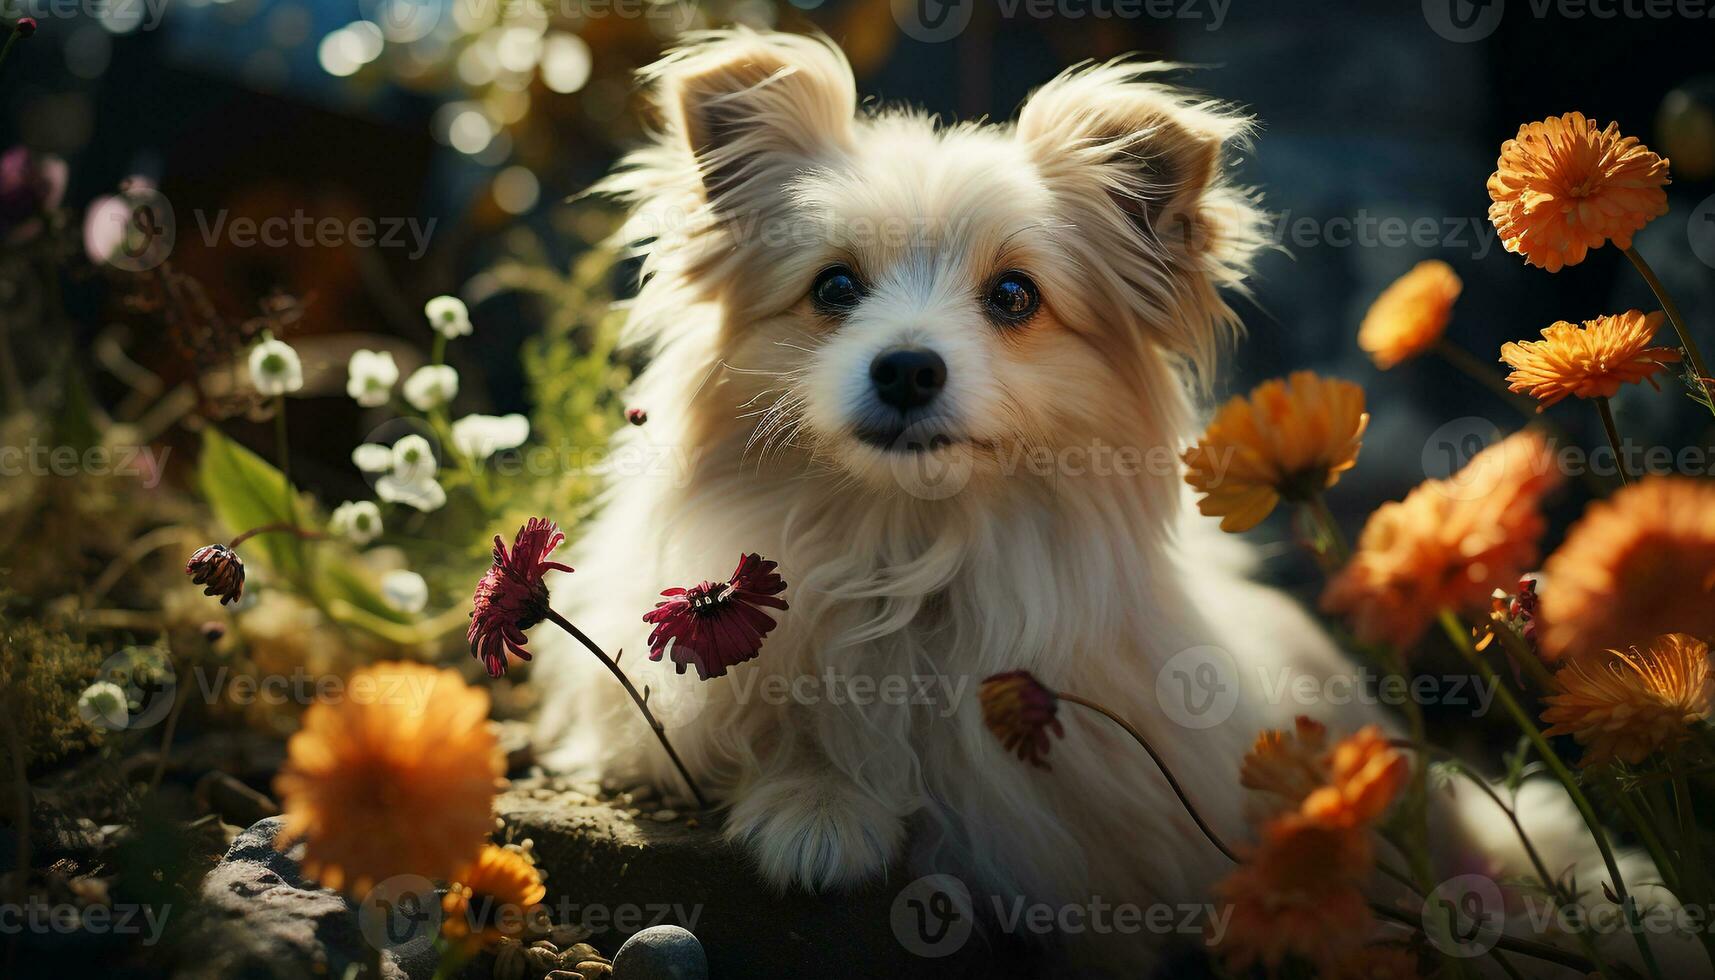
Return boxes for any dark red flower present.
[468,518,573,677]
[980,671,1064,769]
[13,18,35,37]
[626,408,648,426]
[642,554,787,680]
[186,544,245,605]
[0,146,66,244]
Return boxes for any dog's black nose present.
[870,348,947,412]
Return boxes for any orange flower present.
[441,845,548,952]
[1240,715,1329,817]
[1211,814,1374,975]
[1183,371,1368,532]
[1541,633,1713,768]
[1500,310,1680,410]
[274,662,504,895]
[1303,726,1409,829]
[1538,477,1715,661]
[1322,431,1561,649]
[1488,112,1671,272]
[1358,260,1462,369]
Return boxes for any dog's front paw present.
[724,774,903,893]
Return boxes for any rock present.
[612,925,706,980]
[189,817,447,980]
[498,787,1042,979]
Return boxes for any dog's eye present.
[987,271,1040,323]
[811,266,864,313]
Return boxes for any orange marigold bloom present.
[1488,112,1671,272]
[1211,814,1374,975]
[1538,477,1715,661]
[1358,260,1462,370]
[1500,310,1680,410]
[1240,716,1328,819]
[1541,633,1714,767]
[274,662,504,895]
[441,845,548,952]
[1183,371,1368,533]
[1303,726,1409,828]
[1321,431,1561,650]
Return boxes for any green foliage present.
[0,612,107,767]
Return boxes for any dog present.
[533,30,1696,974]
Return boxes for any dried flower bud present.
[979,670,1064,769]
[14,17,36,37]
[626,408,647,426]
[186,544,245,604]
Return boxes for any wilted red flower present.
[643,553,787,680]
[14,17,35,36]
[626,407,648,426]
[468,518,574,677]
[979,670,1065,769]
[186,544,245,605]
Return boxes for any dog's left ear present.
[1015,62,1266,374]
[1017,62,1250,260]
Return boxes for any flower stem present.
[1054,692,1238,863]
[0,25,23,78]
[228,522,327,548]
[1299,492,1349,568]
[274,397,295,525]
[1594,397,1631,484]
[1437,610,1664,980]
[541,608,708,810]
[1625,246,1715,413]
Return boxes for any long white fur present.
[532,29,1704,973]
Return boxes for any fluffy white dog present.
[533,30,1695,974]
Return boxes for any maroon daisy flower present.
[468,518,574,678]
[186,544,245,605]
[980,671,1064,769]
[642,554,787,680]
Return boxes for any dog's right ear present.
[648,31,856,207]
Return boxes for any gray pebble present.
[613,925,707,980]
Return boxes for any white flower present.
[329,500,383,545]
[403,365,459,411]
[353,443,392,473]
[78,681,130,731]
[425,295,472,338]
[375,434,445,512]
[346,350,399,408]
[380,569,429,614]
[450,413,529,461]
[248,339,303,396]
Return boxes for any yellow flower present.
[1321,431,1560,650]
[1488,112,1671,272]
[1358,260,1462,369]
[1541,633,1714,767]
[1539,477,1715,661]
[441,845,548,952]
[274,662,504,895]
[1501,310,1680,410]
[1183,371,1368,532]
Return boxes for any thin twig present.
[541,609,708,810]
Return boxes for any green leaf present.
[197,427,303,579]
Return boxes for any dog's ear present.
[1016,62,1248,258]
[1014,62,1267,377]
[649,31,856,207]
